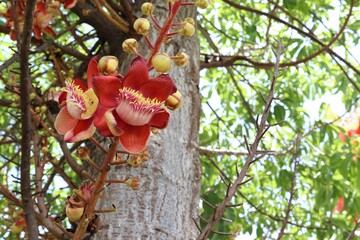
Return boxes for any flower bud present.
[133,18,151,36]
[152,52,172,73]
[165,90,182,110]
[184,17,195,26]
[174,52,189,67]
[75,147,90,159]
[30,92,36,100]
[127,155,142,168]
[40,105,47,113]
[97,56,119,75]
[125,177,140,190]
[66,205,84,222]
[122,38,138,54]
[42,146,48,153]
[195,0,210,9]
[178,22,195,37]
[151,127,159,134]
[141,2,154,16]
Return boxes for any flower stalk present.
[72,137,119,240]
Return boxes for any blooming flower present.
[54,57,100,142]
[33,1,57,39]
[92,55,177,153]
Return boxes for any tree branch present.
[19,0,39,238]
[197,40,283,239]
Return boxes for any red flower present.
[33,2,57,39]
[92,55,177,153]
[54,57,100,142]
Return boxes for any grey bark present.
[92,2,201,240]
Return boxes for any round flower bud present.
[178,22,195,37]
[151,52,172,73]
[40,105,47,113]
[133,18,151,36]
[30,92,36,100]
[141,2,154,16]
[165,90,182,110]
[97,56,119,75]
[184,17,195,26]
[195,0,209,9]
[174,52,189,67]
[122,38,138,54]
[66,205,84,222]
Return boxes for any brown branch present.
[277,135,301,239]
[19,0,39,238]
[197,40,283,240]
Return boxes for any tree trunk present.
[93,2,201,239]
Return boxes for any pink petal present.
[119,125,150,154]
[123,55,149,90]
[139,74,177,102]
[87,56,100,88]
[65,118,96,142]
[148,110,170,129]
[54,107,78,135]
[92,75,122,107]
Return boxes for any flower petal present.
[139,74,177,102]
[94,105,113,136]
[105,109,125,136]
[119,125,150,154]
[54,107,78,135]
[93,75,122,107]
[148,110,170,129]
[87,56,100,88]
[73,78,87,91]
[64,0,77,8]
[64,118,95,142]
[123,55,149,90]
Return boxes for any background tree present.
[0,0,360,239]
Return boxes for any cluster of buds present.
[127,150,150,168]
[65,182,93,222]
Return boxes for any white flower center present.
[116,88,162,126]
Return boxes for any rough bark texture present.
[92,2,201,240]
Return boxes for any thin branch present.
[197,40,283,240]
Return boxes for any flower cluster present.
[55,54,180,154]
[3,0,77,40]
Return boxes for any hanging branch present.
[197,40,283,240]
[19,0,39,238]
